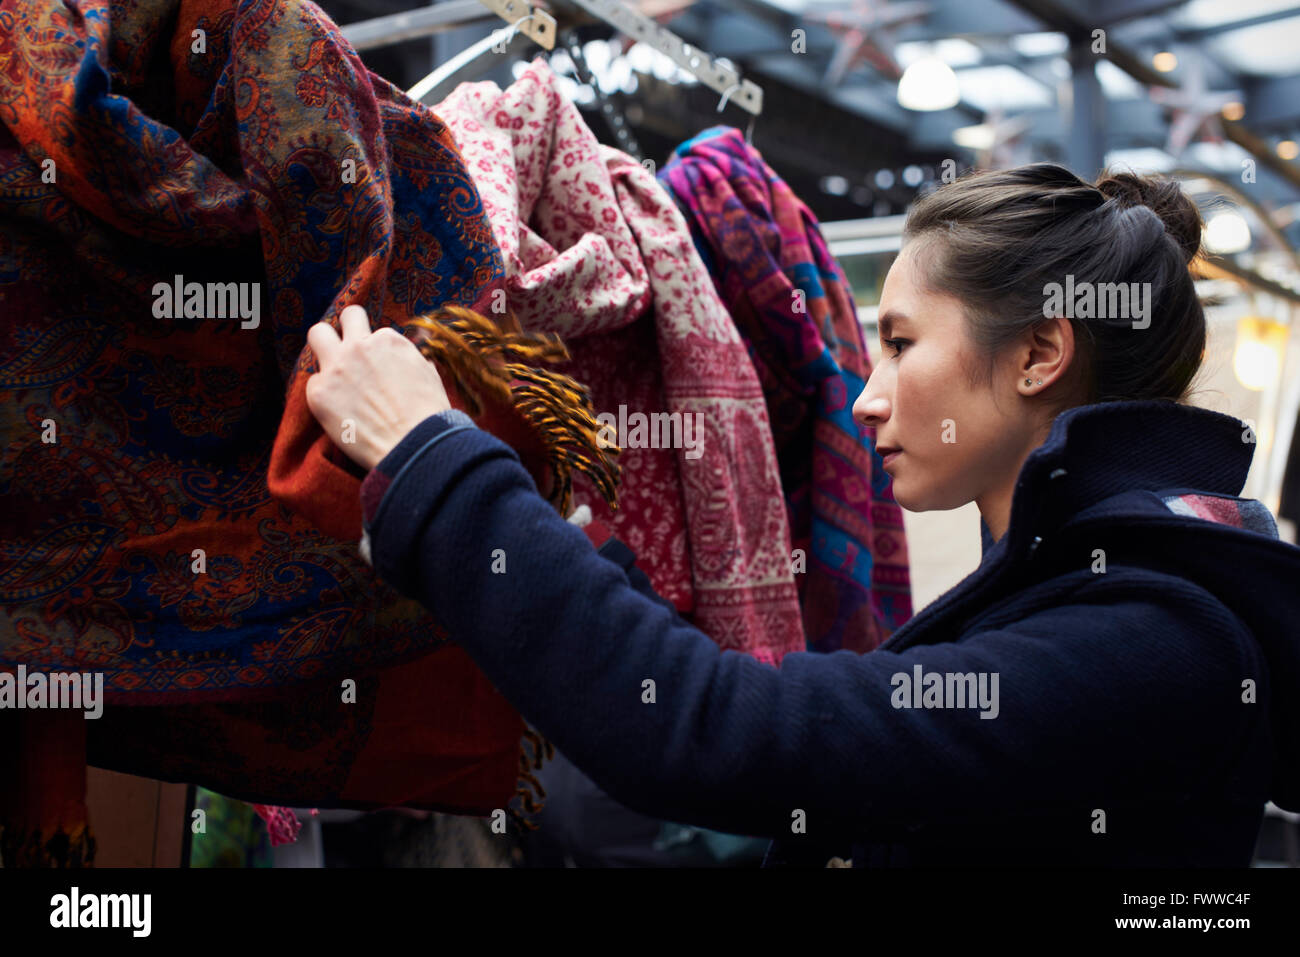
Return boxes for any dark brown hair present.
[901,163,1205,406]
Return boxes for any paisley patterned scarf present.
[0,0,599,864]
[659,127,913,653]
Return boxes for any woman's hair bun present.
[1095,171,1202,264]
[902,162,1208,404]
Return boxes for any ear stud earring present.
[1025,378,1032,386]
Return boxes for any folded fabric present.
[659,127,912,653]
[434,62,804,663]
[0,0,557,861]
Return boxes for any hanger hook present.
[719,82,758,145]
[500,12,536,46]
[717,82,741,113]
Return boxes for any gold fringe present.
[521,727,555,769]
[407,307,601,833]
[503,727,559,833]
[407,306,620,516]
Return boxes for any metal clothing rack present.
[557,0,761,116]
[340,0,763,116]
[395,5,649,158]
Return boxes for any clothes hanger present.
[717,82,757,147]
[408,10,556,104]
[402,0,763,159]
[560,0,762,118]
[401,0,763,119]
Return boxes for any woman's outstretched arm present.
[361,410,1254,843]
[307,307,1254,844]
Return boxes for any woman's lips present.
[880,449,902,469]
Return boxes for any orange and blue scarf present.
[0,0,539,863]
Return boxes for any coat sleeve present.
[364,417,1258,841]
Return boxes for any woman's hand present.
[305,305,452,471]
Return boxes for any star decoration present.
[1148,57,1242,159]
[802,0,931,87]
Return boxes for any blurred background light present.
[897,56,960,111]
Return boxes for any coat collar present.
[981,399,1256,560]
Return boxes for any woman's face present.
[853,242,1042,514]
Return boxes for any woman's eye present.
[883,338,909,357]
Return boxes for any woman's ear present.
[1018,315,1074,396]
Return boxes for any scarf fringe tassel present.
[407,307,611,828]
[407,306,620,516]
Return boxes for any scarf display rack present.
[342,0,764,119]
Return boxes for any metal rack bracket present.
[479,0,558,49]
[347,0,762,117]
[561,0,762,115]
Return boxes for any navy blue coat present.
[361,399,1300,866]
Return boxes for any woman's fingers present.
[303,304,455,471]
[339,303,372,341]
[307,320,342,367]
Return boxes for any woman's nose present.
[853,385,891,429]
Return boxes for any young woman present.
[305,163,1300,867]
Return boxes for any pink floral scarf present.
[434,62,803,663]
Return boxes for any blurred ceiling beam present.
[701,11,794,57]
[672,3,985,132]
[1243,73,1300,131]
[1222,120,1300,192]
[340,0,494,49]
[1003,0,1300,189]
[894,0,1040,37]
[965,36,1072,93]
[1067,31,1104,175]
[1197,256,1300,305]
[1004,0,1176,86]
[1091,0,1190,25]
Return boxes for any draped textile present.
[659,127,912,652]
[434,63,803,662]
[0,0,530,862]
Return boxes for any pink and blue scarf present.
[659,127,912,651]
